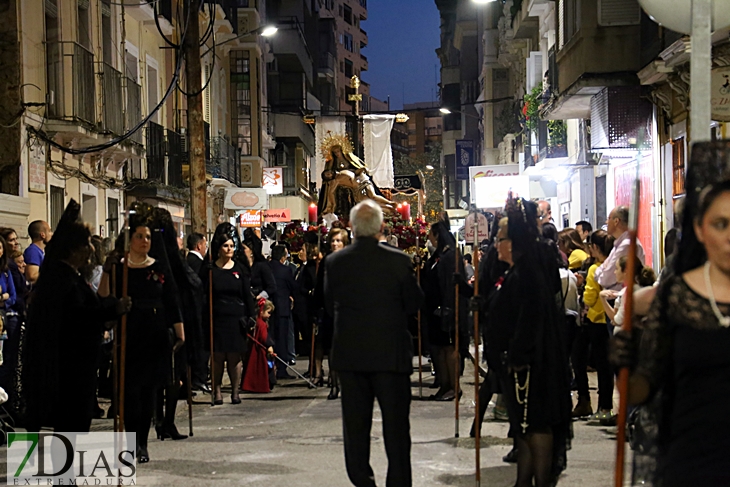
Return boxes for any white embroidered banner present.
[363,114,396,189]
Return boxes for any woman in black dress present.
[613,142,730,486]
[205,228,255,405]
[488,199,571,487]
[423,217,468,401]
[24,200,131,433]
[242,228,276,300]
[99,211,184,463]
[312,228,349,399]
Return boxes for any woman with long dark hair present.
[571,229,615,421]
[242,228,276,300]
[612,142,730,486]
[24,200,131,433]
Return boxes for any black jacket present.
[186,252,204,275]
[269,260,298,318]
[325,237,424,374]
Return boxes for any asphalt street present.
[129,358,620,486]
[2,357,624,486]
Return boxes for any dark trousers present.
[338,371,412,487]
[274,315,292,367]
[572,320,614,410]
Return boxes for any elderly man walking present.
[325,200,424,487]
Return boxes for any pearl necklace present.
[704,261,730,328]
[128,255,150,266]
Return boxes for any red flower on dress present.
[495,276,505,290]
[147,270,165,284]
[232,271,240,279]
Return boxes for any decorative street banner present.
[225,188,268,210]
[264,208,291,223]
[363,114,396,188]
[392,174,423,194]
[239,210,262,227]
[262,167,284,195]
[456,140,474,180]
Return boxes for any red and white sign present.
[464,212,490,243]
[262,167,284,195]
[469,164,521,179]
[264,209,291,222]
[239,210,262,228]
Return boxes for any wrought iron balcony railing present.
[46,41,96,125]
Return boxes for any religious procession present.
[1,0,730,486]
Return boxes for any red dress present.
[243,301,273,393]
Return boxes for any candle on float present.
[403,202,411,222]
[396,203,405,221]
[308,203,318,224]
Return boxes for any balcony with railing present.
[100,62,124,135]
[208,0,239,35]
[46,41,96,127]
[210,136,241,187]
[125,77,143,144]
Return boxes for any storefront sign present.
[262,167,284,195]
[225,188,268,210]
[264,208,291,222]
[239,210,262,227]
[712,66,730,121]
[469,164,523,207]
[456,140,475,180]
[464,212,490,242]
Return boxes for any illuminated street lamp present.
[439,107,452,114]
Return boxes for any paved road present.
[127,358,620,486]
[0,357,623,486]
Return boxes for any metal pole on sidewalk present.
[472,210,481,487]
[454,234,460,438]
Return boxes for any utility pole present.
[184,0,207,234]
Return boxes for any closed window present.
[344,33,354,52]
[50,186,65,230]
[344,5,352,24]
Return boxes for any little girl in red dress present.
[242,299,275,393]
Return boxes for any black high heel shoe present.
[231,395,241,405]
[315,376,324,387]
[157,424,188,441]
[137,446,149,464]
[327,385,340,400]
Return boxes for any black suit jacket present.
[269,260,298,318]
[186,252,204,275]
[325,237,424,374]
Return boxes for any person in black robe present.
[98,204,184,463]
[23,200,131,433]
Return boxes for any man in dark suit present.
[186,232,207,274]
[325,200,424,487]
[269,244,299,379]
[185,232,209,392]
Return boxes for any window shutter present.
[526,52,543,92]
[598,0,641,26]
[45,0,58,18]
[78,0,90,10]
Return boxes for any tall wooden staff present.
[310,231,323,383]
[472,211,481,487]
[416,234,423,399]
[615,178,640,487]
[118,213,132,432]
[208,252,215,406]
[186,365,194,436]
[454,234,460,438]
[111,265,118,433]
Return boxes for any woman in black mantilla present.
[423,216,468,401]
[204,224,255,404]
[23,200,131,433]
[488,197,571,487]
[149,208,201,441]
[612,141,730,486]
[242,228,277,300]
[98,204,184,463]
